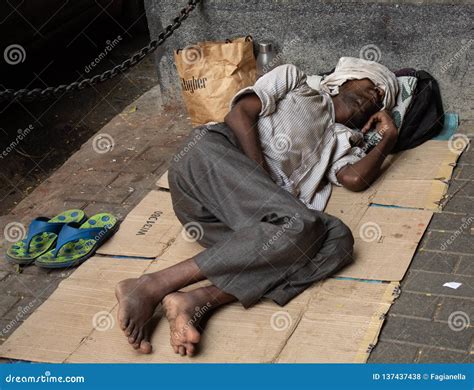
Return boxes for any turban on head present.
[319,57,399,111]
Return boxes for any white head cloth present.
[319,57,399,110]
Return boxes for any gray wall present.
[145,0,473,118]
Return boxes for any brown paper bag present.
[174,36,257,126]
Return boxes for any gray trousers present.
[168,122,354,308]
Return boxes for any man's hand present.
[224,94,270,174]
[336,111,398,192]
[361,110,398,142]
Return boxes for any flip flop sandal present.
[34,213,119,269]
[6,209,87,265]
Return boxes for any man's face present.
[336,78,385,129]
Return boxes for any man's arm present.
[224,93,269,172]
[224,65,306,173]
[336,111,398,192]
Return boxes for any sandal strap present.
[52,223,105,258]
[25,218,65,252]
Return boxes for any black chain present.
[0,0,201,103]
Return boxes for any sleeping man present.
[115,57,400,355]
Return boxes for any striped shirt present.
[230,64,367,211]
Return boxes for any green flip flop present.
[35,213,119,269]
[6,209,87,265]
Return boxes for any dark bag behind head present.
[393,70,444,152]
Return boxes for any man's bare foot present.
[115,275,166,353]
[162,291,208,357]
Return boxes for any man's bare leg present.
[115,258,206,353]
[162,285,237,356]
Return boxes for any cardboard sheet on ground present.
[324,186,373,232]
[97,190,182,258]
[1,140,450,362]
[0,256,398,363]
[0,257,153,363]
[156,170,170,190]
[336,207,432,281]
[370,140,464,210]
[104,184,432,281]
[277,278,398,363]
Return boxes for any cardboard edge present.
[353,282,400,362]
[156,170,170,190]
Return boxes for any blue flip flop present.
[6,209,87,265]
[34,213,119,269]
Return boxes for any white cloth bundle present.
[315,57,399,110]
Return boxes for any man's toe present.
[139,340,153,354]
[135,329,144,345]
[125,321,135,337]
[118,315,129,331]
[185,343,196,356]
[128,327,139,344]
